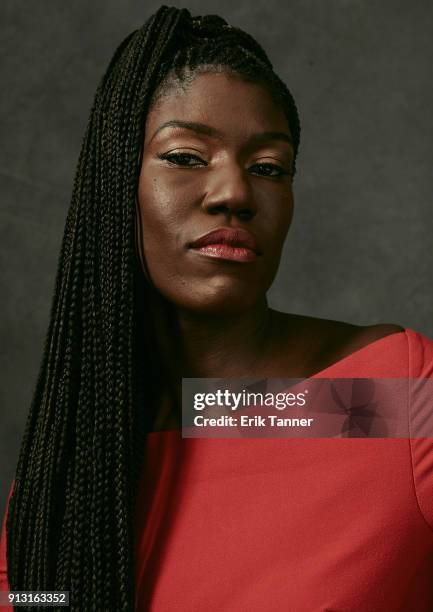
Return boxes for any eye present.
[157,152,207,167]
[249,163,291,178]
[157,152,292,178]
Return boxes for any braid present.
[5,5,301,611]
[5,6,190,610]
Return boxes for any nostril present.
[208,205,229,215]
[237,209,253,220]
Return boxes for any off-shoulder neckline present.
[146,328,413,437]
[309,327,408,378]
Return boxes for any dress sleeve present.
[409,329,433,533]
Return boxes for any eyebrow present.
[149,119,293,147]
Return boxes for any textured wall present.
[1,1,432,513]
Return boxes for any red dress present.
[2,328,433,611]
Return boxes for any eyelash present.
[157,152,291,178]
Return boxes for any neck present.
[146,289,281,381]
[176,297,274,378]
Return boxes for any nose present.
[200,163,258,221]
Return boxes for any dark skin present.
[137,71,404,431]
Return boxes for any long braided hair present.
[5,5,301,611]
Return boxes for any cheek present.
[263,193,294,252]
[139,201,180,267]
[137,179,197,302]
[138,175,182,253]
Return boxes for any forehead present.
[144,72,291,146]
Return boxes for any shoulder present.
[324,321,405,363]
[287,314,406,365]
[357,324,433,375]
[353,322,406,347]
[275,311,407,375]
[295,315,405,352]
[315,320,406,376]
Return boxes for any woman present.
[2,5,433,611]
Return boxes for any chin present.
[150,271,273,316]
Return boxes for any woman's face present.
[137,71,295,315]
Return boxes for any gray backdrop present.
[1,1,432,514]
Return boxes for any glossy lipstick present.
[188,228,261,262]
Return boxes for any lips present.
[188,227,262,255]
